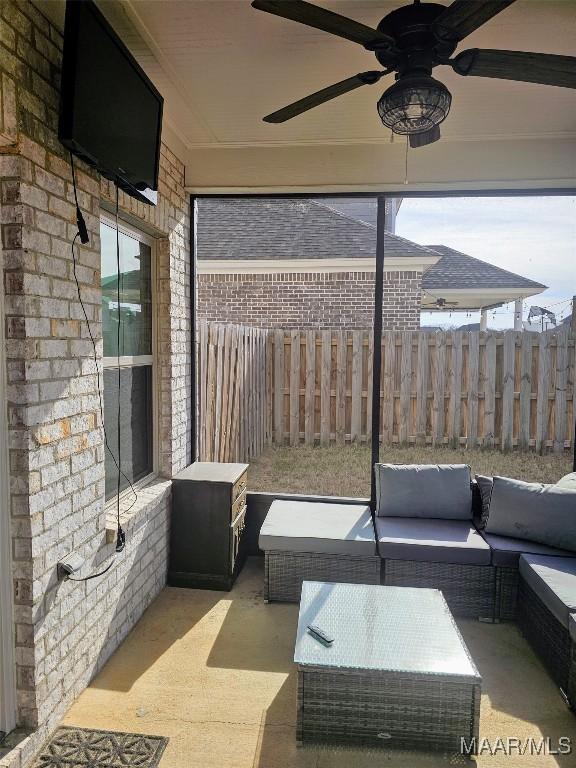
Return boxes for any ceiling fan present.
[431,297,458,308]
[251,0,576,147]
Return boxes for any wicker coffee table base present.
[297,667,481,753]
[264,551,380,602]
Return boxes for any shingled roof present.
[423,245,546,291]
[196,198,439,262]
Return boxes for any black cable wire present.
[115,183,125,552]
[70,235,137,514]
[67,558,115,582]
[66,156,138,580]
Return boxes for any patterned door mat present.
[32,726,168,767]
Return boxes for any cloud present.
[396,196,576,305]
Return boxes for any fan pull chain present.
[404,134,409,185]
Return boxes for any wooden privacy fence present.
[197,321,270,462]
[197,323,575,461]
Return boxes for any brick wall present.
[0,3,190,764]
[197,270,422,330]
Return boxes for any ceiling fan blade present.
[409,126,441,148]
[251,0,394,49]
[263,70,388,123]
[433,0,516,44]
[452,49,576,89]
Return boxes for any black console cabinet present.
[168,462,248,590]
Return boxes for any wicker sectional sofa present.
[259,499,380,602]
[258,468,576,706]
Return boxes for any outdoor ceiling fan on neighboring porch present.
[251,0,576,147]
[432,297,458,308]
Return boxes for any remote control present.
[307,624,334,645]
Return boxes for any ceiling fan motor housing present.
[374,2,457,70]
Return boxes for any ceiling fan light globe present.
[377,75,452,135]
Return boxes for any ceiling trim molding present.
[187,181,576,195]
[183,130,576,150]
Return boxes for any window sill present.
[105,476,172,544]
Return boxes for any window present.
[101,218,155,499]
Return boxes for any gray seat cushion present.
[375,464,472,519]
[482,532,572,568]
[519,554,576,628]
[375,517,491,565]
[259,500,376,556]
[557,473,576,491]
[485,476,576,552]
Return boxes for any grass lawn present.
[248,444,573,498]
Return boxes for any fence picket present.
[554,329,569,452]
[351,331,362,443]
[518,332,533,451]
[415,333,428,445]
[467,332,479,449]
[501,331,515,452]
[448,332,463,448]
[274,330,284,445]
[366,330,374,442]
[290,330,300,446]
[305,331,316,445]
[432,332,445,446]
[320,330,331,446]
[336,331,347,445]
[399,331,412,445]
[381,331,395,444]
[535,332,552,453]
[483,332,496,448]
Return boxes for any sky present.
[394,196,576,330]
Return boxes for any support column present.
[370,196,385,511]
[514,299,523,331]
[479,308,488,332]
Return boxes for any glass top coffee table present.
[295,581,481,753]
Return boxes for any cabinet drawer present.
[231,489,246,522]
[231,506,246,572]
[232,472,247,503]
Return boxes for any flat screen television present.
[59,0,163,206]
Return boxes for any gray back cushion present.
[485,476,576,552]
[375,464,472,519]
[475,475,493,529]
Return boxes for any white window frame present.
[100,214,159,504]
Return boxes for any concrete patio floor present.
[63,557,576,767]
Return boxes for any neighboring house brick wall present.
[0,3,190,765]
[197,271,422,330]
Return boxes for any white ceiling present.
[45,0,576,191]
